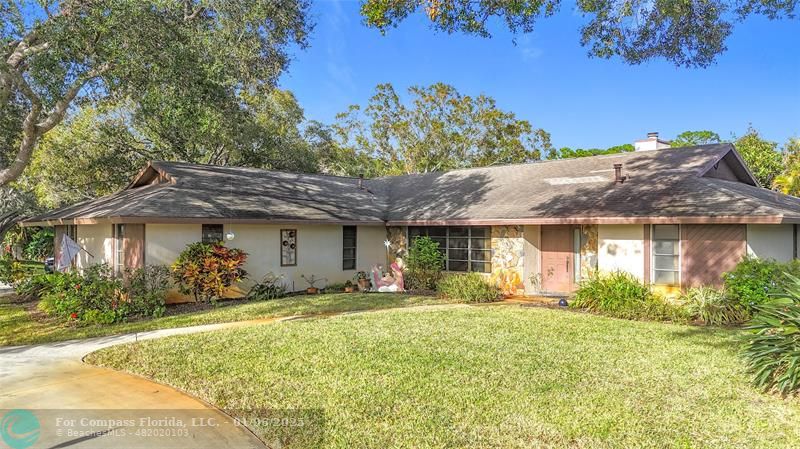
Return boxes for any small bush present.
[125,265,171,318]
[0,254,26,284]
[37,264,125,323]
[437,272,501,303]
[723,257,800,311]
[171,242,248,303]
[405,236,445,290]
[14,273,55,299]
[247,273,287,301]
[682,287,749,326]
[743,273,800,395]
[571,271,688,322]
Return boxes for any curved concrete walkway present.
[0,320,283,448]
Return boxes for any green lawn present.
[86,305,800,448]
[0,293,447,346]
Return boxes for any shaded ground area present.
[0,292,448,346]
[89,305,800,449]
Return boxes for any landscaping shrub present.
[247,273,287,300]
[723,257,800,311]
[405,236,445,290]
[0,254,25,284]
[125,265,171,318]
[743,274,800,396]
[570,271,688,322]
[171,242,248,303]
[38,264,125,323]
[24,265,170,322]
[15,272,59,299]
[437,272,501,303]
[682,287,749,326]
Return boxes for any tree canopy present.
[1,0,312,186]
[318,83,552,177]
[671,130,723,147]
[360,0,797,68]
[545,144,634,160]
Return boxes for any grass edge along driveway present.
[87,305,800,449]
[0,293,449,346]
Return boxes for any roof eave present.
[387,215,789,226]
[22,216,388,227]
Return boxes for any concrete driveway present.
[0,323,271,448]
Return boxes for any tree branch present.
[37,63,111,133]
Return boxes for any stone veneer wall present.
[579,224,598,280]
[386,226,408,265]
[490,225,525,296]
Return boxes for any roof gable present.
[697,147,759,187]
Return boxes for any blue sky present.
[280,1,800,149]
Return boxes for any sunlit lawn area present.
[0,293,447,346]
[87,305,800,448]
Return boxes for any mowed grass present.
[87,305,800,448]
[0,293,446,346]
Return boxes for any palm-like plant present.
[743,273,800,395]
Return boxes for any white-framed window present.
[408,226,491,273]
[652,224,680,286]
[113,224,125,275]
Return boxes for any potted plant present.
[300,274,327,295]
[343,280,355,293]
[354,271,371,292]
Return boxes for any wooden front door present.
[541,225,573,293]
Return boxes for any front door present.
[541,225,573,293]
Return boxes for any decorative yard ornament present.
[226,230,235,241]
[558,298,569,307]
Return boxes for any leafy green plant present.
[682,287,749,326]
[571,271,688,322]
[723,257,800,312]
[0,254,25,284]
[247,273,287,301]
[405,236,445,290]
[125,265,171,318]
[171,242,248,303]
[35,265,125,324]
[15,273,57,299]
[743,273,800,396]
[23,228,54,261]
[437,272,501,303]
[325,282,346,292]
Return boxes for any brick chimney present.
[634,132,671,152]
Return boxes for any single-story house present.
[23,133,800,299]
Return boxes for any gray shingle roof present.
[24,144,800,225]
[27,162,388,224]
[379,143,800,223]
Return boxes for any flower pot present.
[306,287,318,295]
[344,286,355,293]
[357,279,370,292]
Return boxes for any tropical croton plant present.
[171,242,248,303]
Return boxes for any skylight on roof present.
[544,176,608,186]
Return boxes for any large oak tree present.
[0,0,311,186]
[318,82,552,177]
[360,0,796,68]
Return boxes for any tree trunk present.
[0,210,22,243]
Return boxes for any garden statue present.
[371,258,405,292]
